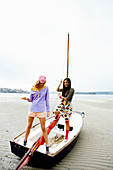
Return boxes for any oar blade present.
[16,155,30,170]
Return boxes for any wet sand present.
[0,94,113,170]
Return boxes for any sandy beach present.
[0,94,113,170]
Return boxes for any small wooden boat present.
[10,111,84,168]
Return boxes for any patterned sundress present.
[56,98,72,121]
[55,87,74,121]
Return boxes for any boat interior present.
[14,112,83,156]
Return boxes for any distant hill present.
[50,91,113,95]
[0,88,113,95]
[0,88,30,93]
[75,91,113,95]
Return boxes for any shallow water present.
[0,94,113,169]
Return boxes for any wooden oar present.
[15,115,61,170]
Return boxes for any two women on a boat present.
[22,76,74,154]
[54,78,74,141]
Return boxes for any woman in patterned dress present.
[54,78,74,141]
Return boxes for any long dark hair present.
[62,78,71,96]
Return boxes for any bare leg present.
[65,120,70,131]
[54,110,60,115]
[65,120,70,140]
[54,111,60,119]
[25,116,34,141]
[39,117,48,144]
[39,117,50,154]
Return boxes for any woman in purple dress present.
[22,75,50,154]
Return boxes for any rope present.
[49,50,66,114]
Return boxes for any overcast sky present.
[0,0,113,92]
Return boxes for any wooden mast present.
[67,33,69,78]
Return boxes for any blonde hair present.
[31,80,46,90]
[31,80,39,90]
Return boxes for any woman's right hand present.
[60,79,62,85]
[56,79,62,91]
[47,112,50,117]
[21,97,27,100]
[21,97,30,102]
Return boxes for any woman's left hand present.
[64,97,68,101]
[47,112,50,117]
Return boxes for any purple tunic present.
[29,86,50,112]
